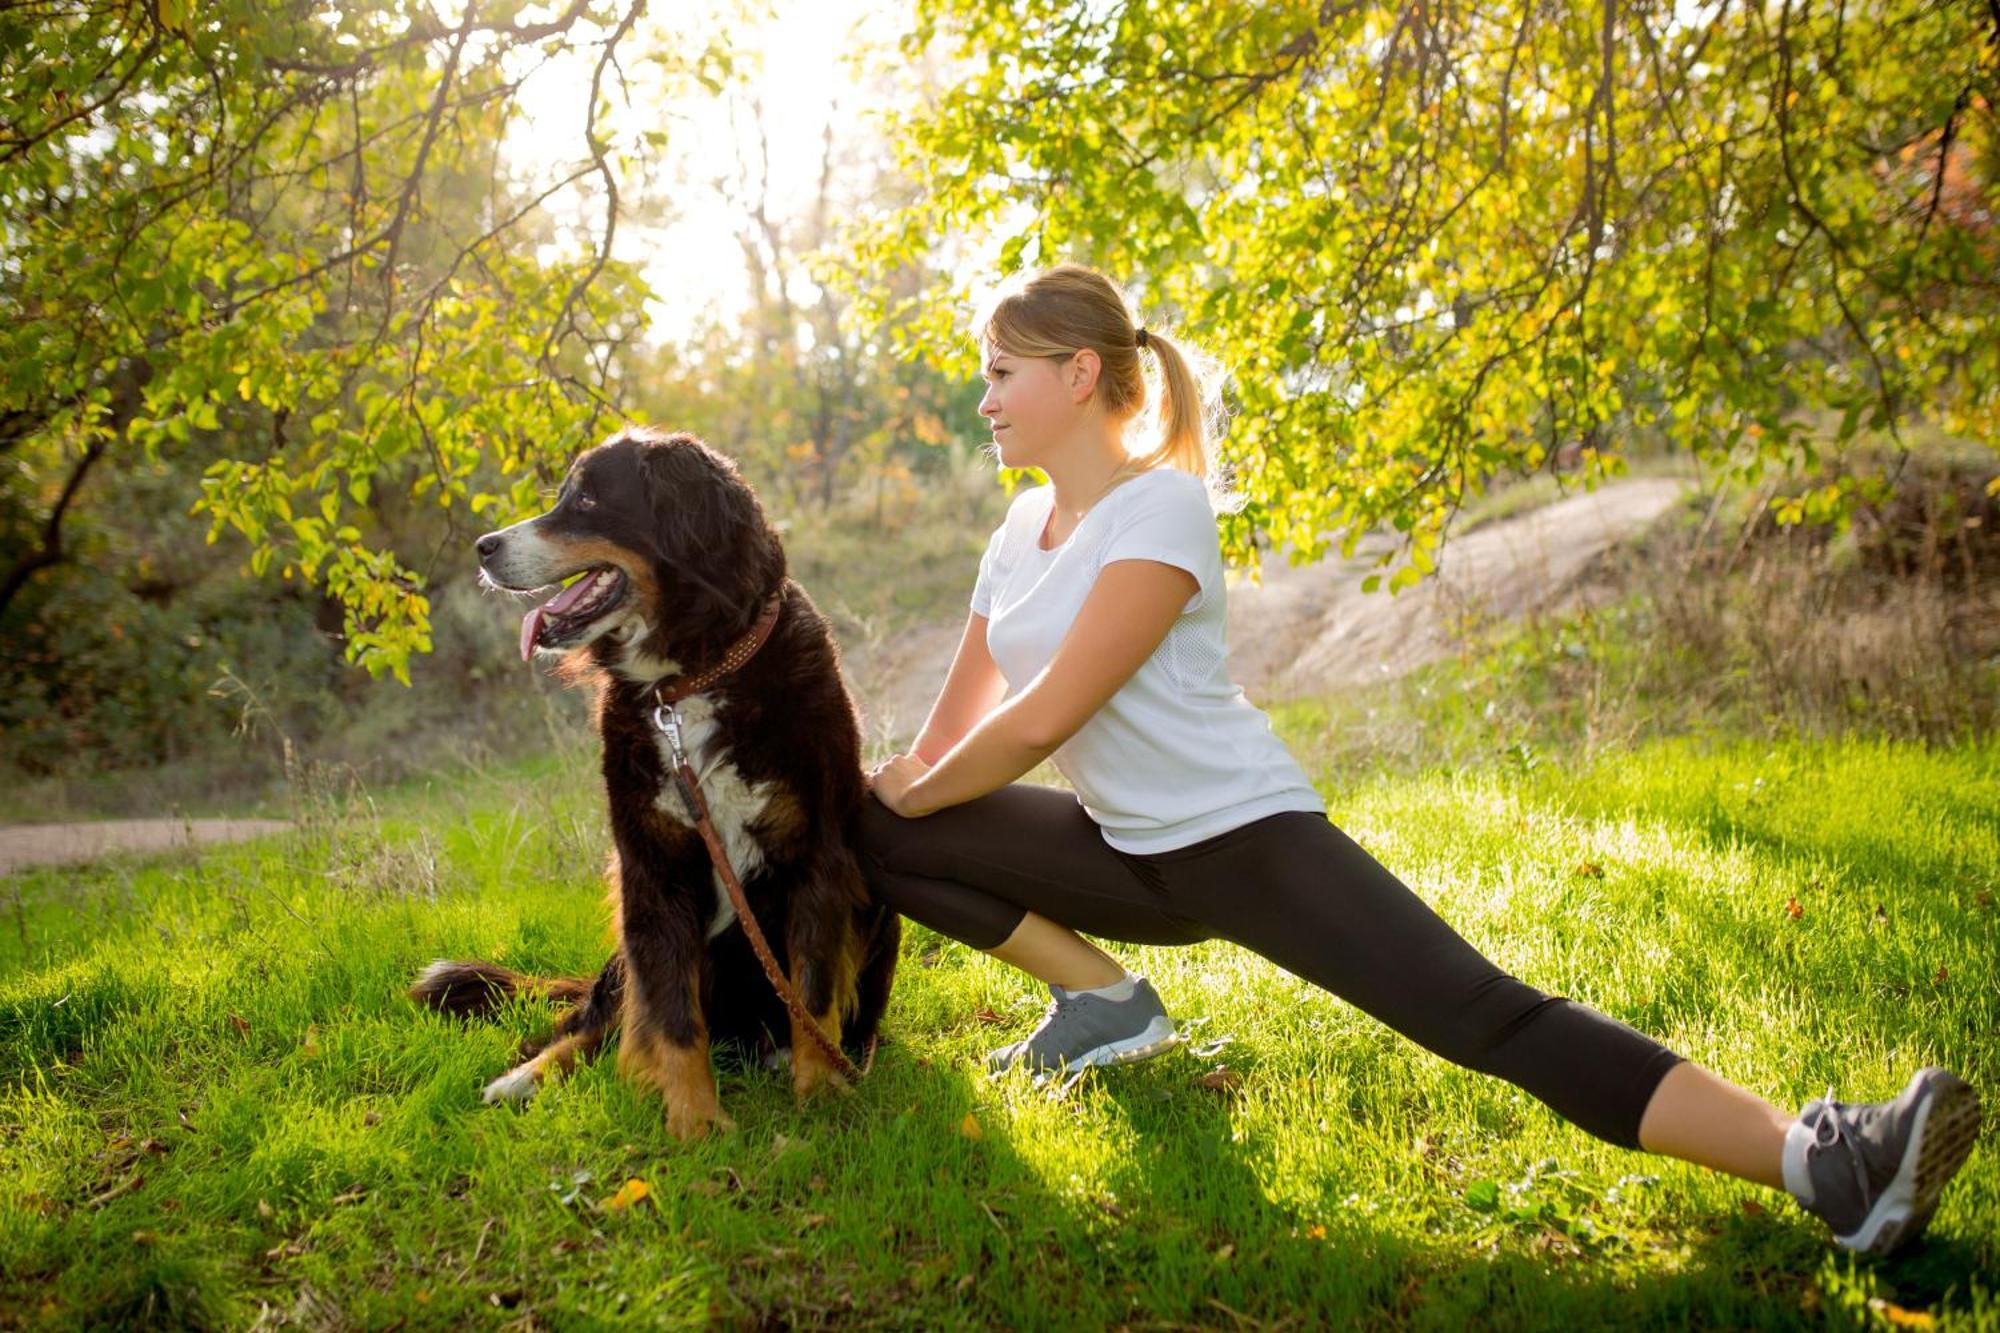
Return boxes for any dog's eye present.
[576,492,598,510]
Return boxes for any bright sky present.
[498,0,917,344]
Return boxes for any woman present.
[853,263,1981,1257]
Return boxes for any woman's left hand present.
[866,753,935,817]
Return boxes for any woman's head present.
[973,263,1225,488]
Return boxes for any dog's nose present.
[475,532,502,559]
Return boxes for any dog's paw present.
[665,1100,736,1142]
[481,1064,540,1106]
[793,1061,855,1104]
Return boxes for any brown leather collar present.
[650,588,785,704]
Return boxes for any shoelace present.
[1805,1085,1875,1207]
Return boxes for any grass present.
[2,719,1996,1329]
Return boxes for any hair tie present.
[1135,327,1150,350]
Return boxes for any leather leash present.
[649,587,876,1084]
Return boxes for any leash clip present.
[650,701,703,820]
[651,701,688,764]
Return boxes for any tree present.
[842,0,2000,591]
[2,0,732,681]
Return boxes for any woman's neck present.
[1042,428,1134,521]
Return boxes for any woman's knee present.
[852,793,919,870]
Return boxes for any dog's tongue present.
[520,573,602,662]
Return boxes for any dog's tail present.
[408,959,593,1020]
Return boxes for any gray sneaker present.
[985,976,1180,1076]
[1785,1066,1983,1255]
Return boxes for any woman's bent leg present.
[851,785,1215,950]
[1150,812,1684,1149]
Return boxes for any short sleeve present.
[969,520,1007,617]
[1095,471,1222,615]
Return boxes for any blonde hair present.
[975,263,1236,505]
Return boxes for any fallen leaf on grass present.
[1869,1297,1936,1329]
[1741,1199,1767,1216]
[1197,1066,1243,1095]
[228,1013,250,1037]
[330,1185,366,1206]
[1785,897,1803,920]
[971,1007,1005,1025]
[302,1024,321,1059]
[958,1113,983,1140]
[597,1178,651,1213]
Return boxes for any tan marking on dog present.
[788,937,863,1102]
[753,788,807,854]
[538,536,660,603]
[789,1001,855,1103]
[617,1026,733,1141]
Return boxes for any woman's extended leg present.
[1136,809,1981,1251]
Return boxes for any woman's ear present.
[1067,349,1101,404]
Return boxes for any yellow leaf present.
[599,1178,652,1212]
[302,1024,320,1059]
[1868,1298,1936,1329]
[958,1113,983,1140]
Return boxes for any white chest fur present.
[650,692,777,941]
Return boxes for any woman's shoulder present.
[1110,465,1213,513]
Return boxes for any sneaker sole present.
[1840,1067,1983,1255]
[990,1015,1182,1076]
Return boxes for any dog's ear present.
[637,436,765,611]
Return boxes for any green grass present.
[2,727,1996,1329]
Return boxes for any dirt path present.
[841,476,1692,742]
[0,818,292,876]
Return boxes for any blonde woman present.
[855,262,1980,1256]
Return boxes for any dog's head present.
[474,427,786,682]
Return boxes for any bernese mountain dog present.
[410,427,900,1140]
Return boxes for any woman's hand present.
[866,752,935,817]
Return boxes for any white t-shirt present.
[971,466,1326,853]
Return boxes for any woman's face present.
[977,342,1084,471]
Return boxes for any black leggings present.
[853,783,1684,1149]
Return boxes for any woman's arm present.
[909,611,1010,765]
[892,558,1198,816]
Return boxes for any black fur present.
[411,428,899,1119]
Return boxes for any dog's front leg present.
[615,866,734,1141]
[787,846,867,1103]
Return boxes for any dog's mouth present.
[520,566,629,660]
